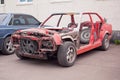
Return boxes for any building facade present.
[0,0,120,30]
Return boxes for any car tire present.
[57,42,77,67]
[80,28,90,44]
[15,50,28,59]
[99,34,110,51]
[2,36,15,55]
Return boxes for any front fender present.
[0,26,18,50]
[62,36,74,42]
[52,34,74,45]
[52,34,62,45]
[0,29,16,38]
[0,38,4,50]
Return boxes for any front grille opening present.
[41,40,54,50]
[20,39,38,54]
[30,33,47,38]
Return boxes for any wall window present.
[19,0,33,2]
[18,0,33,4]
[0,0,4,4]
[50,0,72,3]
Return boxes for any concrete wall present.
[0,0,120,30]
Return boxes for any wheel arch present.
[100,30,112,41]
[4,34,11,38]
[103,31,112,39]
[62,36,74,42]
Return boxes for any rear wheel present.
[2,36,15,55]
[99,34,110,51]
[57,42,77,67]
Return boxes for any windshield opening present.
[41,13,80,29]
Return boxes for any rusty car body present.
[12,12,112,67]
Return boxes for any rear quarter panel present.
[100,23,112,40]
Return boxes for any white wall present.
[0,0,120,30]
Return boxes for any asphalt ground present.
[0,44,120,80]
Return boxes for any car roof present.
[52,12,80,15]
[0,13,33,16]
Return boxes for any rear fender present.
[100,30,112,41]
[100,23,112,40]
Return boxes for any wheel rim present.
[5,39,15,53]
[21,39,36,54]
[66,46,76,63]
[104,38,110,49]
[83,32,90,39]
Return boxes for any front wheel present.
[57,42,77,67]
[99,34,110,51]
[2,36,15,55]
[15,50,28,59]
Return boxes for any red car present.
[12,12,112,67]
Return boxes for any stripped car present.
[12,12,112,67]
